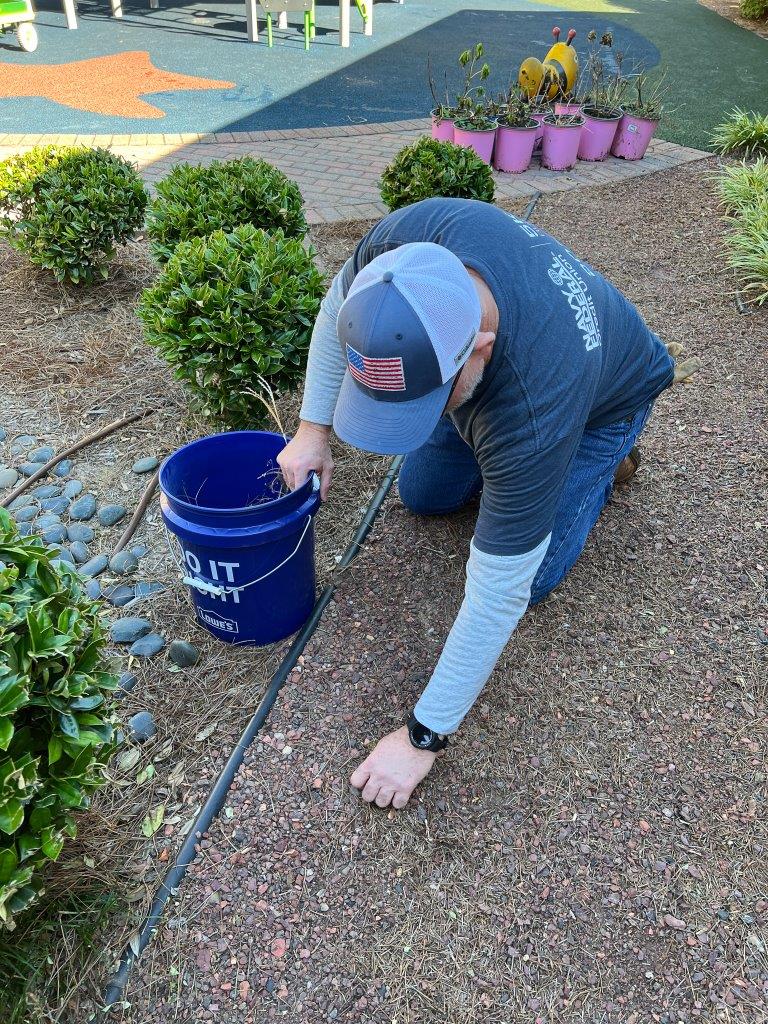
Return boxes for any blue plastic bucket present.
[159,431,321,647]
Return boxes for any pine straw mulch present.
[0,225,397,1021]
[116,159,768,1024]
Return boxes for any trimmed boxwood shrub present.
[380,136,495,211]
[146,157,308,263]
[0,509,118,929]
[0,145,75,208]
[138,224,325,429]
[0,146,147,285]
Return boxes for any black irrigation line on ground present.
[103,196,543,1008]
[103,455,405,1009]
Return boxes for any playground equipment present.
[519,26,579,101]
[0,0,38,52]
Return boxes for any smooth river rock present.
[70,494,97,521]
[110,617,152,643]
[79,554,109,578]
[168,640,200,668]
[132,457,160,474]
[98,504,127,528]
[109,550,138,574]
[127,711,156,742]
[129,633,165,658]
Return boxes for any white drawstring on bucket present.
[164,513,314,599]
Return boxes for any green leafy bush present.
[138,224,325,428]
[740,0,768,18]
[0,147,147,285]
[710,108,768,159]
[716,157,768,213]
[0,510,118,929]
[0,145,75,207]
[380,136,495,212]
[146,157,308,263]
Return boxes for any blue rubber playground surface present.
[0,0,766,146]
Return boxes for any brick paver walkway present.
[0,120,708,223]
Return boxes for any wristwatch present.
[406,712,449,753]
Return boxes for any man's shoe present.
[614,446,641,486]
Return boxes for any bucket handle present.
[164,509,315,598]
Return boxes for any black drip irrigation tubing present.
[103,454,404,1009]
[523,191,542,222]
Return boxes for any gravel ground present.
[115,159,767,1023]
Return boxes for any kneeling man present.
[279,197,675,810]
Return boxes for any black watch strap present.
[406,712,449,753]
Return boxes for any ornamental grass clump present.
[0,510,118,929]
[715,158,768,306]
[711,108,768,159]
[146,157,308,263]
[739,0,768,18]
[0,147,147,285]
[380,136,495,211]
[138,224,325,429]
[716,157,768,213]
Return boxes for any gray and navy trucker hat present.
[333,242,482,455]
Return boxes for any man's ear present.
[474,330,496,356]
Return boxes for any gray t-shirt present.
[340,198,674,555]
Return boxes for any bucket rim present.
[159,430,317,517]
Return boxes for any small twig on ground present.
[112,469,161,555]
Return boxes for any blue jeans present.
[398,403,654,605]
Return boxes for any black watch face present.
[411,722,434,748]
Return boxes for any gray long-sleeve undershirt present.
[300,264,549,734]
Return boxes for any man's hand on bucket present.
[277,421,334,500]
[350,727,441,810]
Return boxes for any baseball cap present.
[332,242,482,455]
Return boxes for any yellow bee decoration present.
[519,26,579,101]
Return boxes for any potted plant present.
[529,97,553,153]
[541,112,584,171]
[428,55,457,142]
[430,43,491,147]
[554,87,582,117]
[612,71,664,161]
[453,104,499,165]
[492,90,538,173]
[577,31,625,161]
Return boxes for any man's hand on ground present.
[350,726,440,810]
[277,420,334,500]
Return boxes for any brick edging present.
[0,119,431,148]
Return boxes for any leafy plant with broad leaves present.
[138,224,325,429]
[711,108,768,159]
[0,509,118,930]
[146,157,308,263]
[0,146,147,285]
[380,136,495,211]
[0,145,75,208]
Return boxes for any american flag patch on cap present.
[346,344,406,392]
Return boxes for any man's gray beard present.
[452,362,485,409]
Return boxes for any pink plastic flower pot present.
[554,101,582,117]
[453,124,497,165]
[493,121,537,173]
[531,110,548,152]
[541,115,584,171]
[431,111,455,143]
[611,113,659,160]
[577,107,621,162]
